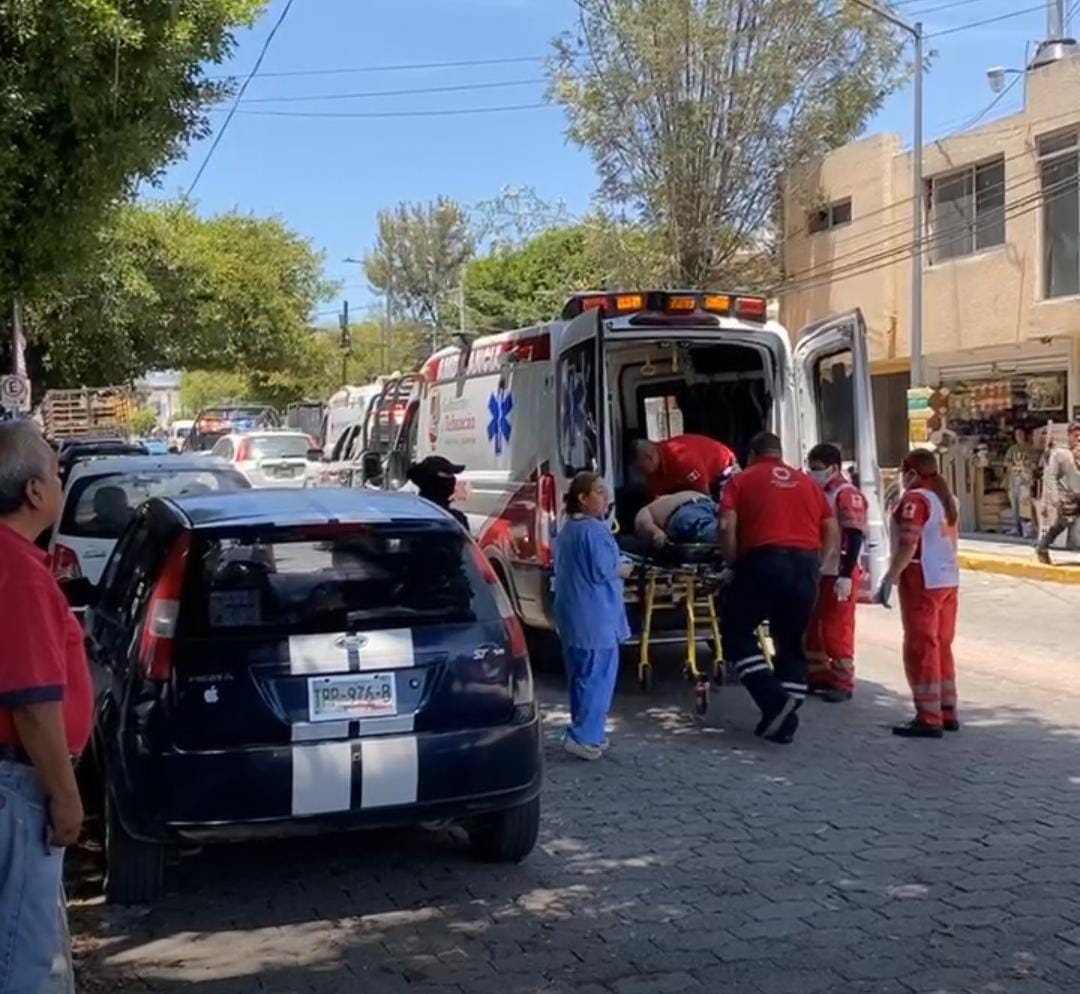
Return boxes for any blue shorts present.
[667,500,718,544]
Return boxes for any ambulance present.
[396,290,887,633]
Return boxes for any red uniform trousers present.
[898,566,958,729]
[805,569,860,693]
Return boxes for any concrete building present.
[780,47,1080,535]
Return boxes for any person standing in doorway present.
[1035,422,1080,565]
[805,444,867,703]
[553,472,632,761]
[719,432,839,744]
[882,448,960,739]
[1003,427,1036,538]
[0,420,91,994]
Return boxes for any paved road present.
[71,572,1080,994]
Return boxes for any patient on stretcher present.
[634,491,719,549]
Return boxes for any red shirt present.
[827,478,868,531]
[646,434,737,498]
[0,523,92,754]
[721,457,832,556]
[893,490,931,560]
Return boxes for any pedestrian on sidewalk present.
[805,443,867,703]
[0,421,91,994]
[1035,422,1080,565]
[553,471,632,761]
[882,448,960,739]
[719,432,839,744]
[1004,427,1036,537]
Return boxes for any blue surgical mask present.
[810,469,831,486]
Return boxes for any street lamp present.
[344,255,391,374]
[849,0,924,388]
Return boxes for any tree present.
[549,0,907,286]
[363,198,474,335]
[28,201,335,390]
[0,0,265,314]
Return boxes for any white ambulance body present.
[410,290,887,632]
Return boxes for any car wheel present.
[104,790,165,904]
[468,796,541,863]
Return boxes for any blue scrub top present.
[553,516,630,649]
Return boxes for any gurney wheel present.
[639,666,653,694]
[692,677,709,716]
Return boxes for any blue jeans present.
[563,646,620,746]
[0,761,72,994]
[666,500,718,544]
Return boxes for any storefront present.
[926,343,1075,536]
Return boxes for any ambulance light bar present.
[561,291,767,323]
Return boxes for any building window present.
[927,158,1005,263]
[807,198,852,234]
[1039,129,1080,299]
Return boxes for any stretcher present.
[619,538,773,716]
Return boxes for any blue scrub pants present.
[563,645,620,746]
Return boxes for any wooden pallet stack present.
[42,386,133,439]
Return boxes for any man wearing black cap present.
[407,456,469,532]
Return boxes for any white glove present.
[834,576,853,602]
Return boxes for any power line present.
[207,54,545,82]
[229,77,545,105]
[926,4,1046,38]
[186,0,297,197]
[224,102,552,119]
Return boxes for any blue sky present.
[149,0,1065,317]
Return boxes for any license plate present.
[307,673,397,722]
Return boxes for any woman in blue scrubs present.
[554,472,632,760]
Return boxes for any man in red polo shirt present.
[633,434,738,500]
[0,420,92,994]
[719,432,839,744]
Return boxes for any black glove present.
[874,579,893,609]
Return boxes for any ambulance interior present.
[607,339,775,534]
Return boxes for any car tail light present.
[51,544,82,581]
[137,533,191,681]
[468,543,529,662]
[536,473,556,568]
[235,438,250,462]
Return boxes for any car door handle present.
[82,550,107,560]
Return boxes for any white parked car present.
[49,455,249,588]
[209,430,320,488]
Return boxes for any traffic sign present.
[0,375,30,413]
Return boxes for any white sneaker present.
[563,737,603,761]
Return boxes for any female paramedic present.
[881,448,960,739]
[553,471,633,761]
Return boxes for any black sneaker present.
[822,688,853,703]
[755,696,797,739]
[1035,548,1052,565]
[765,710,799,745]
[942,715,960,732]
[892,719,944,739]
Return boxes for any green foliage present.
[129,407,160,437]
[0,0,266,301]
[550,0,908,285]
[29,201,334,389]
[179,370,249,415]
[364,198,474,330]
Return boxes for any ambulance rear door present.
[555,308,612,511]
[793,309,888,599]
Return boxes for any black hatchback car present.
[78,488,542,903]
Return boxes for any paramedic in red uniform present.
[633,434,737,501]
[805,443,867,702]
[719,432,839,744]
[0,420,92,993]
[882,448,960,739]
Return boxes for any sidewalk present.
[958,532,1080,584]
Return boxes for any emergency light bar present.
[561,290,768,323]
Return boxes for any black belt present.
[0,744,32,766]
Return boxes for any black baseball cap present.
[411,455,465,477]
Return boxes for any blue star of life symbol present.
[487,386,513,455]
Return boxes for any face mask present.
[423,476,456,504]
[809,469,831,486]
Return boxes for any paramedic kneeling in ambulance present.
[633,434,737,500]
[719,432,839,744]
[806,443,867,703]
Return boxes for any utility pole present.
[459,282,467,336]
[848,0,924,387]
[339,299,350,387]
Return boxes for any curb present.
[958,552,1080,585]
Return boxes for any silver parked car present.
[210,431,320,488]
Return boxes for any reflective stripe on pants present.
[899,568,958,728]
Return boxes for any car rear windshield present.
[61,470,248,539]
[247,435,309,459]
[187,524,498,635]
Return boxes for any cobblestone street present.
[71,572,1080,994]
